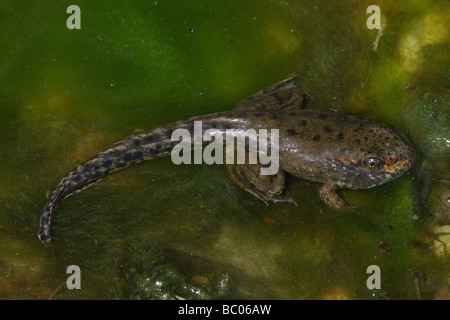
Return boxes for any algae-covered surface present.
[0,0,449,299]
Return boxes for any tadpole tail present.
[38,125,174,245]
[37,111,250,245]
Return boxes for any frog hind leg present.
[234,75,311,112]
[226,76,309,206]
[227,163,296,206]
[318,180,354,210]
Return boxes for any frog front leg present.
[318,180,353,210]
[227,163,296,206]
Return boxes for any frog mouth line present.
[338,172,398,189]
[333,160,403,189]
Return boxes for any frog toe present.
[271,197,298,206]
[246,189,297,207]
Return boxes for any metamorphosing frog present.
[38,76,416,245]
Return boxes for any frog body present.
[38,76,416,245]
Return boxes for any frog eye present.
[363,157,383,170]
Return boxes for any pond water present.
[0,0,448,299]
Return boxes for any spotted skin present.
[38,77,416,245]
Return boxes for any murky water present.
[0,0,448,299]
